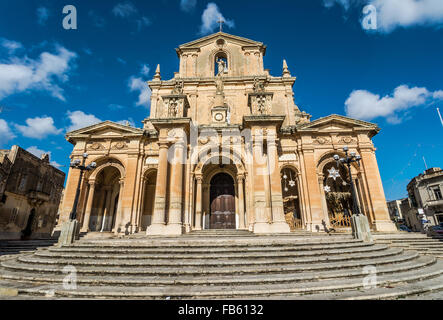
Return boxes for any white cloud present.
[181,0,197,12]
[26,146,63,168]
[113,2,138,17]
[89,10,106,28]
[323,0,358,10]
[15,116,62,139]
[108,104,125,110]
[0,119,15,146]
[140,64,150,76]
[345,85,443,124]
[128,64,151,107]
[136,16,152,30]
[0,45,77,101]
[50,161,63,168]
[66,111,102,132]
[371,0,443,32]
[26,146,49,159]
[129,77,151,107]
[1,38,23,54]
[433,90,443,99]
[37,7,50,25]
[199,3,235,35]
[116,118,136,127]
[117,57,127,65]
[324,0,443,33]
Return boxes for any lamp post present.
[333,146,362,216]
[333,146,373,242]
[69,153,96,220]
[58,153,96,246]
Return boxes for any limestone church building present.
[56,32,396,236]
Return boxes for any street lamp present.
[69,153,96,220]
[334,146,362,216]
[333,146,373,242]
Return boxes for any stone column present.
[138,177,147,229]
[237,174,246,229]
[252,137,271,234]
[113,180,124,233]
[318,175,331,229]
[80,181,96,232]
[146,143,169,235]
[360,149,397,232]
[267,135,290,233]
[167,141,185,235]
[100,187,112,232]
[195,175,203,230]
[301,149,324,232]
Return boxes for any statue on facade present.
[215,77,224,94]
[253,77,265,93]
[172,80,184,95]
[217,58,226,76]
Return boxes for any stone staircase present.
[374,233,443,258]
[0,239,58,257]
[0,230,442,299]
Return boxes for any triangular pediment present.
[66,121,143,138]
[178,32,264,50]
[298,115,380,134]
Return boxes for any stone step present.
[247,274,443,300]
[34,243,381,260]
[2,259,441,299]
[0,254,433,287]
[67,238,358,248]
[17,245,392,267]
[48,241,369,255]
[0,248,411,276]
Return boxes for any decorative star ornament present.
[289,180,296,187]
[324,185,331,192]
[328,167,341,181]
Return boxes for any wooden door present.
[209,173,236,229]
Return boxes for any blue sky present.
[0,0,442,200]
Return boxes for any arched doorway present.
[281,168,302,230]
[323,162,355,228]
[21,209,36,239]
[209,172,235,229]
[89,166,122,232]
[140,170,157,231]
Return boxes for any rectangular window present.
[433,187,443,200]
[9,208,18,224]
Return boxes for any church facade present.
[56,32,396,235]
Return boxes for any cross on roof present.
[217,18,225,32]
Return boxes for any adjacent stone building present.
[0,146,65,240]
[406,167,443,230]
[387,198,406,223]
[56,31,396,236]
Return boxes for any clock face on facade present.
[215,113,224,121]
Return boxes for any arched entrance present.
[140,170,157,231]
[281,168,302,230]
[21,209,36,239]
[209,172,236,229]
[323,162,355,228]
[89,166,122,232]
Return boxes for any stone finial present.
[153,64,161,81]
[282,59,291,77]
[41,153,50,162]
